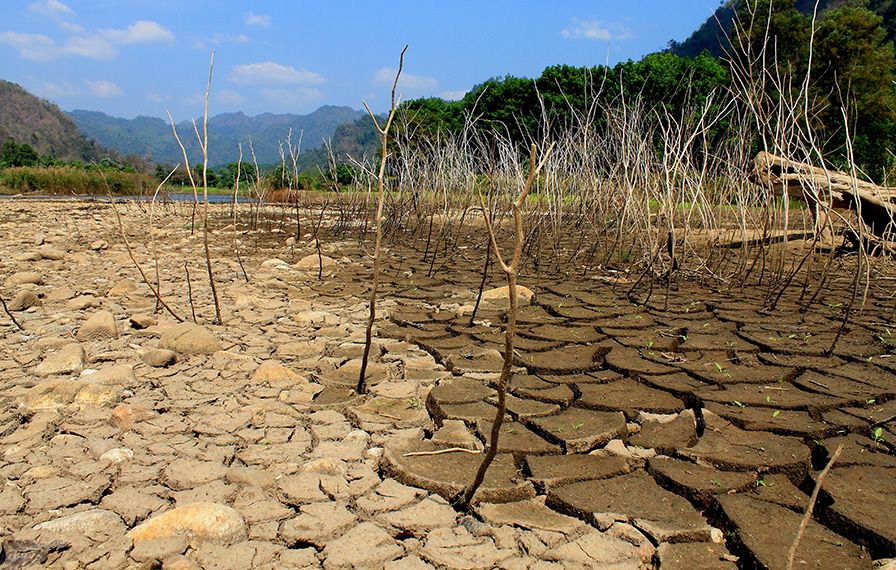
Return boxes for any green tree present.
[1,138,39,167]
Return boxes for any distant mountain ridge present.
[69,105,366,167]
[0,80,107,161]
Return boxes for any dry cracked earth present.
[0,200,894,569]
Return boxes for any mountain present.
[69,105,366,167]
[669,0,895,58]
[0,80,106,161]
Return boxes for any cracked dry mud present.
[0,200,894,569]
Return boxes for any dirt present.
[0,200,894,568]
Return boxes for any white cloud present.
[561,18,633,41]
[99,20,173,44]
[230,61,324,85]
[260,87,324,108]
[59,21,85,33]
[374,67,438,91]
[439,90,467,101]
[86,79,123,98]
[29,0,74,19]
[146,92,166,103]
[217,89,245,105]
[64,35,115,59]
[244,11,271,27]
[0,31,57,61]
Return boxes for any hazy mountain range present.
[68,106,366,167]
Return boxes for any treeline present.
[395,0,896,181]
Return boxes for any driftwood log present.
[751,151,896,238]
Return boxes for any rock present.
[100,487,168,525]
[602,439,657,461]
[129,536,190,563]
[129,314,158,329]
[20,378,120,411]
[142,348,178,368]
[90,239,109,250]
[38,245,66,260]
[128,503,247,545]
[34,343,85,377]
[110,403,155,431]
[76,310,118,341]
[322,522,403,569]
[33,233,45,245]
[295,254,336,271]
[431,419,483,450]
[251,361,304,383]
[33,509,124,535]
[108,279,137,295]
[7,289,40,311]
[261,258,290,268]
[4,271,42,287]
[99,447,134,463]
[419,526,516,569]
[158,322,222,355]
[480,285,536,307]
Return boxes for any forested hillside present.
[0,80,106,162]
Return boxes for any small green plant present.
[872,426,885,446]
[733,400,746,408]
[572,422,584,430]
[406,396,423,410]
[772,410,781,418]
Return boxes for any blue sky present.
[0,1,721,120]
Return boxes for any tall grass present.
[0,166,155,195]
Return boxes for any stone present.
[108,278,137,295]
[322,522,403,569]
[100,487,168,525]
[34,343,85,377]
[38,245,66,260]
[8,289,40,311]
[419,527,516,569]
[76,310,118,341]
[128,502,247,545]
[99,447,134,463]
[480,285,536,307]
[4,271,42,287]
[20,378,120,411]
[33,509,124,536]
[477,497,585,535]
[158,322,222,355]
[142,348,178,368]
[251,361,304,383]
[296,254,336,270]
[129,536,190,563]
[278,502,356,548]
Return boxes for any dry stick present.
[458,142,554,510]
[315,237,324,281]
[101,171,184,322]
[403,448,481,457]
[0,292,24,331]
[198,51,222,324]
[184,261,197,323]
[357,45,407,395]
[235,249,250,283]
[469,236,493,326]
[786,444,844,570]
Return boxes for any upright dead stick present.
[786,444,844,570]
[199,50,223,324]
[458,142,554,509]
[357,45,407,395]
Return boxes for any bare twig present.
[786,443,844,570]
[0,292,24,331]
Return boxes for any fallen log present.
[751,151,896,238]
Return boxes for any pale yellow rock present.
[21,378,120,412]
[127,502,247,545]
[76,310,118,341]
[480,285,536,305]
[158,322,222,355]
[251,361,305,383]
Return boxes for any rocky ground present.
[0,199,894,569]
